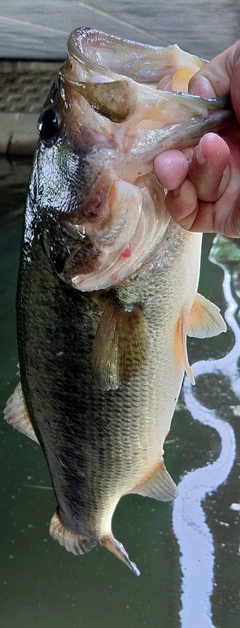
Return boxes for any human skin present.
[154,41,240,237]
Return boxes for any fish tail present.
[100,534,140,576]
[49,511,96,555]
[50,512,140,575]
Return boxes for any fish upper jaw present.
[67,27,204,85]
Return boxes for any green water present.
[0,157,239,628]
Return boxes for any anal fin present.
[131,460,178,501]
[4,382,39,443]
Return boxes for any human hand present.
[154,41,240,237]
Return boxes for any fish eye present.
[38,108,61,145]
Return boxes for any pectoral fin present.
[4,382,39,442]
[131,461,178,501]
[92,300,148,390]
[178,293,226,383]
[187,293,227,338]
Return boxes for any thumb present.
[230,51,240,123]
[188,41,240,103]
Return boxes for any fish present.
[4,28,228,576]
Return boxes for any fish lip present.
[67,27,121,76]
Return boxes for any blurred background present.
[0,2,239,628]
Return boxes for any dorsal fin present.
[131,460,178,501]
[4,382,39,443]
[92,300,148,390]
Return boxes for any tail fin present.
[50,511,140,575]
[100,534,140,576]
[50,511,96,555]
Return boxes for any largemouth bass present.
[4,28,228,576]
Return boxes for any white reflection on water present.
[173,258,239,628]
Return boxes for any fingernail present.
[195,140,207,166]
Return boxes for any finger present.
[188,42,240,98]
[188,75,217,99]
[154,150,189,190]
[166,180,219,233]
[165,179,199,230]
[188,133,230,202]
[166,175,240,236]
[230,52,240,123]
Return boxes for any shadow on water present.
[0,158,239,628]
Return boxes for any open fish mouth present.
[62,27,230,118]
[66,27,205,85]
[48,28,232,293]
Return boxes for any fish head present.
[29,28,232,290]
[30,32,167,287]
[35,72,115,215]
[30,61,127,276]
